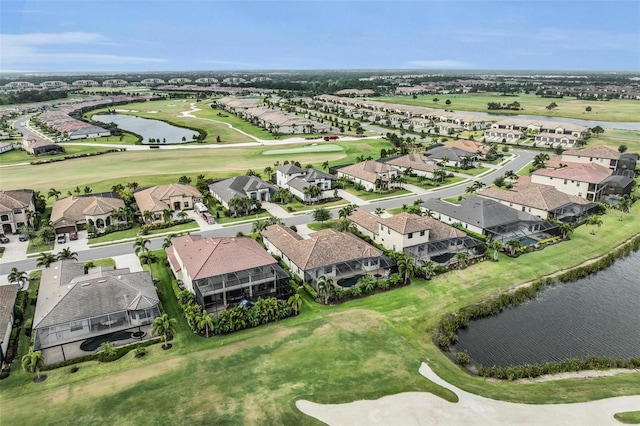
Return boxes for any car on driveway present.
[57,234,67,244]
[19,233,28,242]
[177,280,185,290]
[0,234,9,244]
[69,231,78,241]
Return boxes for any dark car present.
[177,280,185,290]
[57,234,66,244]
[18,233,28,242]
[0,234,9,244]
[69,231,78,241]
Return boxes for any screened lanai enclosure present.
[403,236,485,264]
[485,219,559,244]
[194,264,291,313]
[33,306,160,351]
[302,255,396,288]
[548,202,599,223]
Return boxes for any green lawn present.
[0,139,392,194]
[0,145,113,166]
[278,197,349,213]
[63,132,140,145]
[88,222,200,245]
[344,186,411,201]
[370,93,640,122]
[445,166,489,177]
[26,238,54,255]
[193,107,277,140]
[614,411,640,424]
[405,175,467,189]
[587,129,640,154]
[1,206,639,425]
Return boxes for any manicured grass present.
[0,145,112,166]
[405,175,466,189]
[277,197,349,213]
[1,207,639,424]
[444,166,490,177]
[614,411,640,424]
[587,129,640,154]
[86,258,116,268]
[64,132,140,145]
[217,211,272,225]
[344,186,411,200]
[193,107,278,140]
[262,143,343,155]
[0,139,392,193]
[26,238,54,255]
[87,226,141,245]
[370,93,640,122]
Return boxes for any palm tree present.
[56,247,78,260]
[143,210,155,224]
[420,260,436,280]
[586,215,603,235]
[288,293,302,315]
[177,211,188,221]
[557,222,573,239]
[321,161,329,172]
[617,196,631,221]
[21,350,45,381]
[433,169,447,184]
[162,208,173,223]
[47,187,61,200]
[138,251,158,267]
[396,255,416,284]
[196,311,215,338]
[228,196,242,217]
[133,237,150,255]
[316,275,334,305]
[36,252,56,268]
[336,218,356,233]
[358,275,376,293]
[454,252,470,269]
[163,234,177,249]
[487,240,502,261]
[8,268,28,288]
[504,170,518,181]
[151,314,177,349]
[99,341,117,357]
[374,207,384,216]
[505,239,523,255]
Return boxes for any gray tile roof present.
[424,146,475,162]
[209,176,275,204]
[423,196,544,230]
[277,164,305,174]
[34,261,158,329]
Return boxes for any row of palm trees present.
[35,247,78,268]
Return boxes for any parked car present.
[0,234,9,244]
[18,233,28,242]
[69,231,78,241]
[57,234,66,244]
[177,280,185,290]
[202,212,216,224]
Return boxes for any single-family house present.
[0,142,14,154]
[422,196,558,243]
[336,160,401,191]
[349,210,483,263]
[32,261,160,364]
[134,184,202,222]
[22,137,64,156]
[209,176,275,211]
[276,164,336,202]
[0,189,35,234]
[261,224,394,289]
[443,139,487,155]
[165,235,290,312]
[50,195,125,234]
[531,163,612,202]
[381,153,443,179]
[477,182,599,223]
[0,285,19,367]
[424,145,478,168]
[561,146,620,170]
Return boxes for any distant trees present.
[546,102,558,110]
[618,144,628,153]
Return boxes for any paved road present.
[0,150,534,275]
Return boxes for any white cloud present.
[406,59,471,69]
[0,32,164,70]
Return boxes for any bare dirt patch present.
[513,368,640,384]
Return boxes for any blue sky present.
[1,0,639,72]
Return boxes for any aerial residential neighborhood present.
[0,1,639,425]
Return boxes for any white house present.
[276,164,336,202]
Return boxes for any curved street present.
[0,149,535,275]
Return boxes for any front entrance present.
[2,223,12,233]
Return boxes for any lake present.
[453,251,640,367]
[92,114,198,144]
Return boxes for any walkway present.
[296,362,640,425]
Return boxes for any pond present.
[453,250,640,367]
[92,114,198,144]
